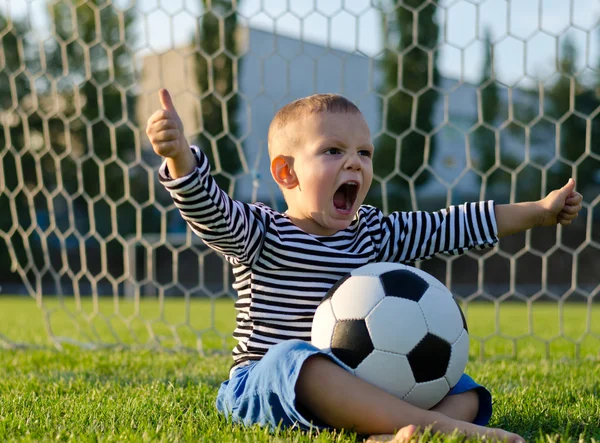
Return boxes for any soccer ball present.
[311,262,469,409]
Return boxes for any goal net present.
[1,0,598,358]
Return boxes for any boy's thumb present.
[159,88,177,114]
[561,178,575,195]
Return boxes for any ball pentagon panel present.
[330,319,374,369]
[406,333,452,383]
[350,262,408,277]
[366,297,427,355]
[379,269,429,302]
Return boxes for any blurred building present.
[137,27,553,213]
[137,27,381,211]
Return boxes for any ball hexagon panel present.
[331,319,374,369]
[403,377,450,410]
[331,275,386,320]
[311,298,337,350]
[355,350,415,399]
[445,329,470,388]
[407,333,452,383]
[366,297,427,354]
[414,272,449,295]
[350,262,407,277]
[321,273,351,303]
[456,299,468,332]
[418,289,464,343]
[379,269,429,302]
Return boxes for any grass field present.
[1,296,599,442]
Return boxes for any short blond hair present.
[267,94,361,158]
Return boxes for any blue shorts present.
[216,339,492,431]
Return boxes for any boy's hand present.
[146,88,189,159]
[537,178,583,227]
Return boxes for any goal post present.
[0,0,599,359]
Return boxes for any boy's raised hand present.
[146,88,189,159]
[538,178,583,227]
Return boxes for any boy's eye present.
[359,150,373,158]
[325,148,341,155]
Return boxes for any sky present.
[3,0,600,86]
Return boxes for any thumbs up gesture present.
[538,179,583,227]
[146,89,189,159]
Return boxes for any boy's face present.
[281,111,374,236]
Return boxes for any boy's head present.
[268,94,374,236]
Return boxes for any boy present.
[147,89,582,442]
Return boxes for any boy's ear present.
[271,155,297,189]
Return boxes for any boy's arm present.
[374,201,498,263]
[165,146,196,179]
[147,88,266,265]
[375,178,582,262]
[495,178,582,238]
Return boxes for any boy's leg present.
[431,390,479,422]
[433,373,493,425]
[296,355,524,442]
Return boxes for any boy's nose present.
[345,154,361,170]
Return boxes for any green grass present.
[1,296,599,442]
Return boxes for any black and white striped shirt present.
[159,146,499,370]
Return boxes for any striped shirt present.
[159,146,499,370]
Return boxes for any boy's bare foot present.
[479,426,525,442]
[365,424,525,443]
[365,425,417,442]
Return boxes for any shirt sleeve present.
[158,146,266,266]
[373,201,499,263]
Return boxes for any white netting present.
[0,0,599,358]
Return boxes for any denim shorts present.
[216,339,492,431]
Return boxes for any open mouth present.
[333,181,359,213]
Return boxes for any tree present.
[49,1,138,236]
[472,26,548,203]
[1,3,140,291]
[473,27,499,183]
[194,0,242,187]
[547,35,598,195]
[372,0,440,211]
[0,13,33,285]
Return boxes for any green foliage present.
[546,35,600,196]
[0,3,140,285]
[546,36,579,192]
[472,28,540,203]
[0,14,29,283]
[0,15,29,109]
[371,0,440,211]
[194,0,243,179]
[473,27,499,181]
[473,30,600,204]
[49,0,139,233]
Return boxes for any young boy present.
[147,89,582,442]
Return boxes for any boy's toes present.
[365,425,417,442]
[395,425,417,441]
[365,434,395,442]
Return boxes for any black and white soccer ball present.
[311,262,469,409]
